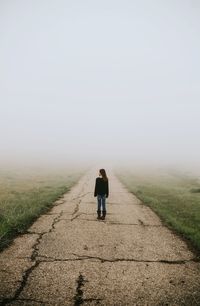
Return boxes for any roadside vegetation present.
[115,168,200,252]
[0,166,85,250]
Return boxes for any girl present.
[94,169,109,220]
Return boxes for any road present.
[0,169,200,305]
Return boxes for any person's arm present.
[94,178,98,197]
[106,180,109,198]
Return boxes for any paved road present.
[0,169,200,305]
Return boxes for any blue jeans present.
[97,194,106,212]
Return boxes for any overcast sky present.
[0,0,200,169]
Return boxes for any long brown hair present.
[99,169,108,181]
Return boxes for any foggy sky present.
[1,0,200,168]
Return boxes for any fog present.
[1,0,200,172]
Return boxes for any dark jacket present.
[94,177,109,197]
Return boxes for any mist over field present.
[1,0,200,173]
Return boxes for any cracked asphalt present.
[0,169,200,305]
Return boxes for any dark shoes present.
[97,211,101,220]
[97,210,106,220]
[101,211,106,220]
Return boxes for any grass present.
[0,166,85,250]
[115,168,200,252]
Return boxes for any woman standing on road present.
[94,169,109,220]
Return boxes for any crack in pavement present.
[54,201,65,206]
[71,253,200,264]
[104,221,163,227]
[29,211,63,261]
[0,210,64,306]
[26,219,163,229]
[74,273,87,305]
[71,213,85,222]
[138,219,144,226]
[51,211,63,231]
[71,199,83,221]
[71,192,91,202]
[53,196,66,206]
[26,254,200,265]
[73,273,102,306]
[0,261,40,306]
[72,218,164,227]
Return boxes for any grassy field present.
[0,166,85,250]
[115,168,200,253]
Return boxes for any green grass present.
[115,168,200,252]
[0,167,85,250]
